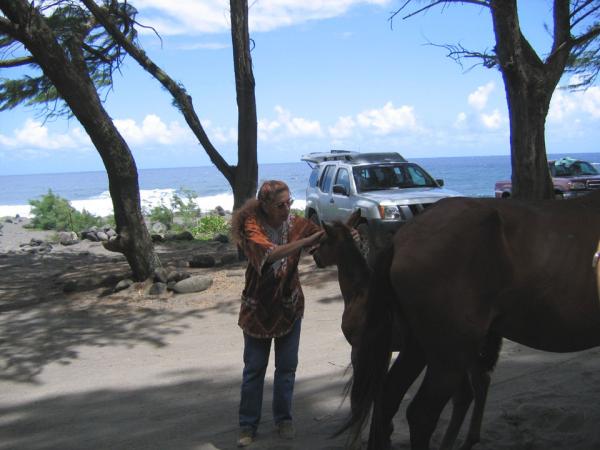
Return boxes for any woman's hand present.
[303,229,325,248]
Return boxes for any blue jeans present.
[239,319,302,431]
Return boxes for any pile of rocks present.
[80,226,118,243]
[112,266,213,296]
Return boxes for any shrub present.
[29,190,103,232]
[190,214,230,240]
[147,203,174,229]
[171,188,201,229]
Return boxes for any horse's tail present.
[336,244,397,442]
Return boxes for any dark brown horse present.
[347,192,600,450]
[313,210,501,449]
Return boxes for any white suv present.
[302,150,461,264]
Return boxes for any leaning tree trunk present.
[1,0,158,280]
[231,0,258,210]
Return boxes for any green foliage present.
[0,1,139,116]
[147,203,174,229]
[170,188,201,229]
[291,208,305,218]
[189,215,230,240]
[29,190,104,232]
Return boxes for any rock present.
[81,230,99,241]
[59,231,79,246]
[167,281,177,291]
[96,231,109,242]
[154,267,169,284]
[149,282,167,296]
[63,280,78,293]
[220,253,239,266]
[151,234,164,243]
[106,228,117,238]
[151,222,167,234]
[214,205,226,216]
[114,278,134,292]
[167,270,191,283]
[100,274,121,287]
[172,275,213,294]
[189,254,216,268]
[213,233,229,243]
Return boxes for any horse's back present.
[390,195,600,353]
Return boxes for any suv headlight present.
[378,205,401,220]
[568,181,586,190]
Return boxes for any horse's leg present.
[367,338,426,450]
[406,365,465,450]
[439,374,473,450]
[458,365,491,450]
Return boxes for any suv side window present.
[308,167,319,187]
[335,168,351,194]
[319,165,336,193]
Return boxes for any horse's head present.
[312,209,362,268]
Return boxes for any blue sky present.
[1,0,599,175]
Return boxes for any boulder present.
[172,275,213,294]
[59,231,79,246]
[96,231,109,242]
[220,253,239,266]
[214,205,226,216]
[151,222,167,234]
[149,282,167,296]
[213,233,229,243]
[114,278,134,292]
[189,254,216,268]
[154,267,169,284]
[167,270,191,283]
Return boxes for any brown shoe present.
[237,427,255,447]
[277,420,295,440]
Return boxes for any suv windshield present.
[550,160,598,177]
[352,163,437,192]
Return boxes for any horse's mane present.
[330,220,371,277]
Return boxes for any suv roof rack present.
[301,150,406,166]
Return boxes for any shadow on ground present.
[0,369,354,450]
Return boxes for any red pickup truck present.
[495,158,600,199]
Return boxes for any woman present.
[231,180,324,447]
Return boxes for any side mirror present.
[436,179,444,187]
[332,184,349,196]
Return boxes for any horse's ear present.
[347,209,362,228]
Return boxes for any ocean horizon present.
[2,152,599,218]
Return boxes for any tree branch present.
[0,55,35,67]
[79,0,235,185]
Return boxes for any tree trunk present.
[1,0,158,280]
[490,0,572,200]
[231,0,258,209]
[503,78,554,200]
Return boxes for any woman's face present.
[264,190,293,226]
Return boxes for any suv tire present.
[309,212,320,226]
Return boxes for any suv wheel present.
[309,212,320,226]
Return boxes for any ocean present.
[2,152,599,218]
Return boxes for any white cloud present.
[468,82,495,111]
[0,119,91,150]
[454,112,468,129]
[113,114,191,145]
[480,109,503,129]
[356,102,419,135]
[549,86,600,122]
[329,116,356,138]
[259,106,323,141]
[133,0,390,35]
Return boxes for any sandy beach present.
[2,218,600,449]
